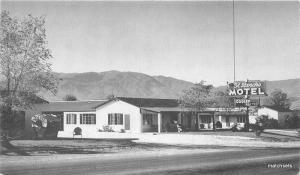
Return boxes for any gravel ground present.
[134,133,300,148]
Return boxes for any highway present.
[1,148,299,175]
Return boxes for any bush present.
[102,125,114,132]
[249,124,258,131]
[256,115,279,129]
[285,115,298,129]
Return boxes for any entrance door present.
[125,114,130,130]
[226,116,230,127]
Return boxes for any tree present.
[212,90,235,110]
[63,94,77,101]
[256,115,279,129]
[0,11,57,139]
[268,89,290,109]
[179,81,214,130]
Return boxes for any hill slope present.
[41,71,194,101]
[40,71,300,109]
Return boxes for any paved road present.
[1,148,299,175]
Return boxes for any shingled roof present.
[117,97,179,108]
[39,100,108,112]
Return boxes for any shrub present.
[102,125,114,132]
[285,115,298,129]
[256,115,279,129]
[120,129,125,133]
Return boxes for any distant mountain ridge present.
[41,71,194,101]
[40,71,300,109]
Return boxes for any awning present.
[198,113,214,116]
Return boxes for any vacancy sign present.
[234,98,259,107]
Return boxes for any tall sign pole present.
[232,0,236,81]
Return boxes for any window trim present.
[108,113,123,125]
[200,115,212,123]
[79,113,96,125]
[237,116,247,123]
[66,113,77,124]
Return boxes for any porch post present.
[158,113,162,133]
[212,113,216,131]
[178,113,181,124]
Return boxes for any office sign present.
[228,80,267,97]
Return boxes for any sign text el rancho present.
[228,80,267,97]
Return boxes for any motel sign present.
[228,80,266,97]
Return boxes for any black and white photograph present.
[0,0,299,174]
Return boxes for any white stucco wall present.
[59,100,143,138]
[197,115,247,129]
[63,111,97,138]
[257,107,294,128]
[257,107,279,120]
[96,100,142,133]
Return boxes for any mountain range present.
[40,71,300,109]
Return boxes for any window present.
[237,116,247,123]
[200,116,212,123]
[108,113,123,125]
[80,114,96,124]
[66,114,77,124]
[143,113,155,125]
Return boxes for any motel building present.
[26,97,248,138]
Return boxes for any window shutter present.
[74,114,77,124]
[120,114,123,124]
[108,114,111,125]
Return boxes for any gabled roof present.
[262,105,293,112]
[117,97,179,108]
[39,100,108,112]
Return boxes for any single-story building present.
[25,97,250,138]
[257,105,294,128]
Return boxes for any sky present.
[1,0,299,86]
